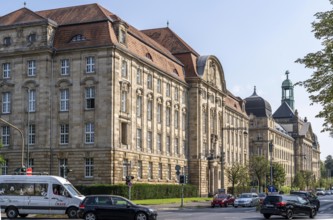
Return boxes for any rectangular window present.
[59,158,68,178]
[27,60,36,76]
[174,138,179,155]
[136,128,142,151]
[136,68,142,85]
[28,124,36,145]
[85,87,95,109]
[168,164,171,180]
[86,56,95,73]
[3,63,10,79]
[121,60,127,78]
[85,158,94,177]
[158,163,162,179]
[182,113,186,131]
[60,89,69,111]
[147,131,152,153]
[174,110,179,129]
[157,103,162,124]
[28,158,34,169]
[85,123,94,144]
[2,92,11,113]
[182,90,187,104]
[1,126,10,146]
[183,140,186,156]
[61,59,70,75]
[157,79,161,93]
[121,91,127,113]
[1,159,8,175]
[147,100,152,121]
[136,96,142,118]
[28,89,36,112]
[137,160,142,179]
[157,134,161,153]
[121,123,128,145]
[166,136,170,155]
[166,107,171,127]
[166,83,171,97]
[123,159,129,178]
[174,87,179,101]
[147,74,152,89]
[148,162,153,179]
[60,124,69,144]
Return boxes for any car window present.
[112,197,129,206]
[298,197,308,204]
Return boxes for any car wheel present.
[19,214,28,218]
[224,203,228,207]
[67,207,78,219]
[234,205,238,208]
[6,206,19,219]
[263,214,271,219]
[85,212,97,220]
[135,212,148,220]
[285,209,293,219]
[310,208,316,218]
[211,204,215,208]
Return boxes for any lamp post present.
[269,141,274,187]
[0,118,25,167]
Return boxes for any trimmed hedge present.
[76,183,198,200]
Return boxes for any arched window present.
[145,53,153,61]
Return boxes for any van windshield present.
[63,184,83,197]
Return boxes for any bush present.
[76,183,198,200]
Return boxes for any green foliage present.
[270,162,286,188]
[249,156,269,192]
[293,172,306,190]
[75,183,198,200]
[226,163,247,195]
[296,2,333,132]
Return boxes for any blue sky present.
[1,0,332,160]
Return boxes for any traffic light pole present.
[181,183,184,207]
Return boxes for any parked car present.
[258,193,267,204]
[260,194,316,219]
[324,190,331,195]
[316,190,325,196]
[77,195,157,220]
[233,193,259,207]
[290,190,320,211]
[211,194,235,207]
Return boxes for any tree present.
[294,172,306,190]
[302,170,315,190]
[226,163,243,195]
[248,156,269,192]
[324,155,333,176]
[271,162,286,188]
[296,1,333,132]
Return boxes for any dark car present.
[260,195,316,219]
[290,191,320,211]
[77,195,157,220]
[211,194,235,207]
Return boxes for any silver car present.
[234,193,259,207]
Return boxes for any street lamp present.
[0,118,25,167]
[269,141,274,187]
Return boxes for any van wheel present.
[85,212,97,220]
[6,206,18,218]
[19,214,28,218]
[67,207,78,219]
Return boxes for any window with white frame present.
[85,123,94,144]
[147,100,152,121]
[174,138,179,156]
[1,126,10,147]
[157,133,161,153]
[2,92,11,113]
[85,87,95,109]
[182,113,186,131]
[121,91,127,113]
[174,110,179,129]
[166,136,170,155]
[168,164,171,180]
[147,74,152,89]
[136,68,142,85]
[148,162,153,179]
[137,160,142,179]
[2,63,10,79]
[123,159,128,178]
[158,163,162,179]
[182,90,187,104]
[60,89,69,111]
[136,128,142,151]
[147,131,152,153]
[157,103,162,124]
[59,158,67,177]
[119,29,126,44]
[166,83,171,97]
[174,87,179,101]
[28,124,36,145]
[85,158,94,177]
[121,60,127,78]
[61,59,70,75]
[60,124,69,144]
[157,79,161,93]
[28,89,36,112]
[166,107,171,127]
[27,60,36,76]
[136,96,142,118]
[1,159,8,175]
[86,56,95,73]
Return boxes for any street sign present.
[268,186,276,192]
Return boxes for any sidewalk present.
[148,201,210,211]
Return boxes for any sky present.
[1,0,332,160]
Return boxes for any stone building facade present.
[0,4,248,196]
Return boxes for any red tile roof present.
[0,7,48,26]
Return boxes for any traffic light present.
[179,175,185,184]
[20,166,26,175]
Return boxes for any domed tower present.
[245,86,272,117]
[281,70,294,110]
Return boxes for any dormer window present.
[71,34,86,42]
[173,69,179,75]
[3,37,11,46]
[28,34,36,43]
[146,53,153,61]
[119,29,126,44]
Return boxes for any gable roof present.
[0,7,49,27]
[273,102,295,119]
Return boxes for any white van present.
[0,175,85,218]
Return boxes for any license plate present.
[266,204,274,208]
